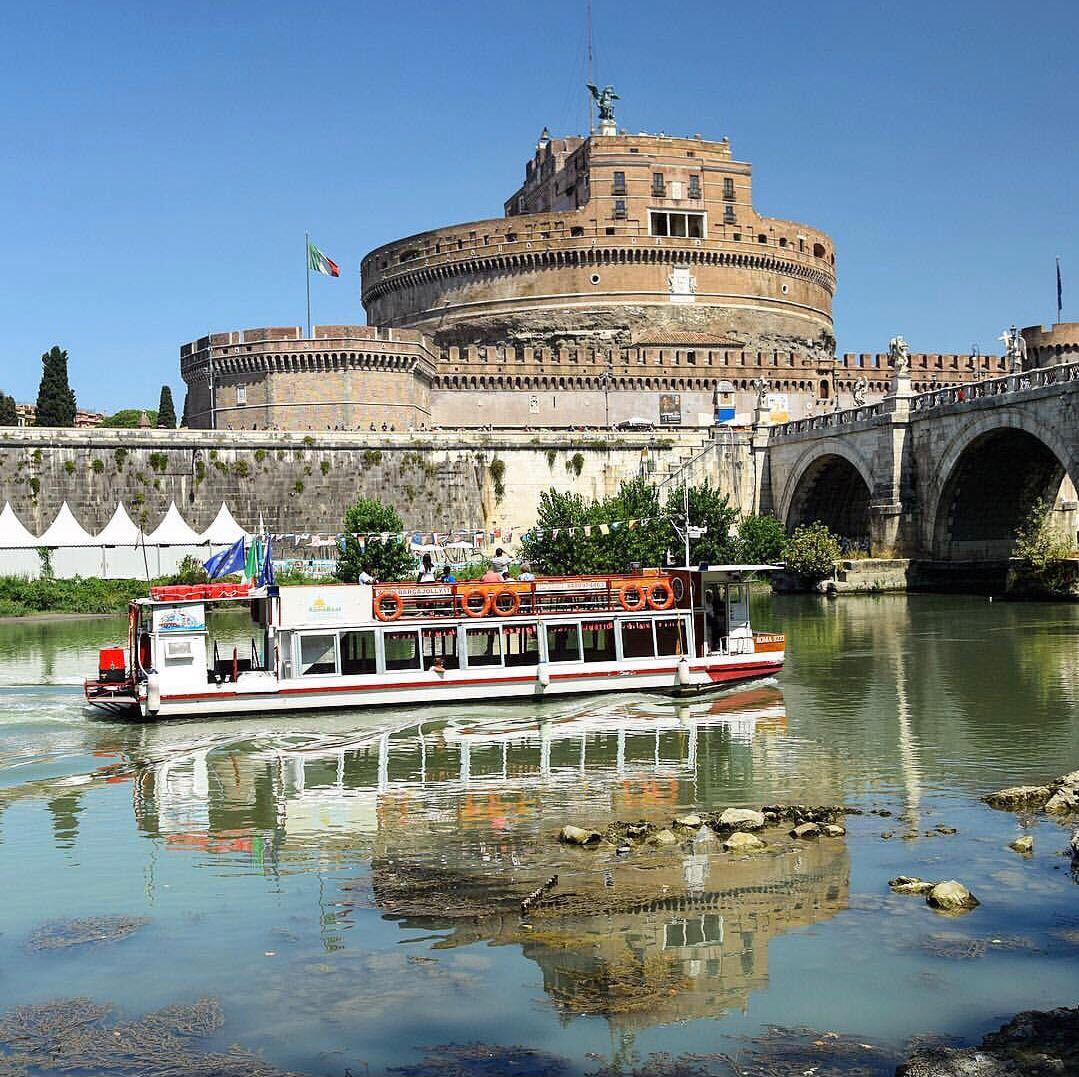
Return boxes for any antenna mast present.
[587,0,594,133]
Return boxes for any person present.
[490,547,510,576]
[518,562,535,582]
[417,553,436,583]
[357,566,375,585]
[481,566,503,583]
[439,564,456,584]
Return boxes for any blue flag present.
[258,535,275,587]
[204,538,245,579]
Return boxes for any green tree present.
[736,513,787,564]
[35,346,77,427]
[102,408,158,428]
[520,489,593,574]
[157,385,177,428]
[0,391,17,426]
[1013,497,1074,595]
[664,481,739,565]
[784,521,842,584]
[335,497,416,583]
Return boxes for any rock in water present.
[723,832,766,853]
[983,785,1051,810]
[1071,829,1079,859]
[926,880,980,912]
[716,808,766,831]
[822,824,846,837]
[558,825,602,846]
[650,828,679,846]
[889,875,936,895]
[1008,835,1034,855]
[790,822,820,839]
[673,814,702,830]
[1044,787,1079,814]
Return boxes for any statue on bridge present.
[852,376,868,406]
[751,377,770,411]
[1000,325,1027,373]
[888,336,910,373]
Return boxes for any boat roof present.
[695,564,782,575]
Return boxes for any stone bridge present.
[762,360,1079,559]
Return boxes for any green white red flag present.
[307,240,339,277]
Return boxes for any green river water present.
[0,593,1076,1075]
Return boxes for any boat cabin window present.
[655,616,688,656]
[299,633,338,676]
[503,623,540,666]
[466,625,502,667]
[620,619,655,659]
[423,626,460,670]
[546,622,581,663]
[341,630,377,675]
[384,629,421,671]
[582,619,616,662]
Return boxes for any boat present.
[83,567,785,720]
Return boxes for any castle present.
[181,105,1068,432]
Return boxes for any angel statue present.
[888,335,910,373]
[999,325,1027,372]
[587,83,619,123]
[852,376,868,406]
[751,377,770,410]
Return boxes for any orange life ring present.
[460,588,492,617]
[492,588,520,616]
[618,584,647,612]
[646,580,675,610]
[374,591,404,621]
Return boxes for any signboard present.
[279,586,371,627]
[153,603,206,634]
[659,394,682,426]
[767,393,790,424]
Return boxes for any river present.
[0,594,1076,1076]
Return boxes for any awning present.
[0,502,38,548]
[144,502,205,545]
[95,504,144,546]
[38,502,96,547]
[200,503,247,545]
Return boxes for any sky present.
[1,0,1076,413]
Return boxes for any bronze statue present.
[587,83,619,123]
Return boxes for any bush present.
[336,497,415,583]
[1013,498,1074,595]
[736,514,787,564]
[784,522,841,584]
[170,555,209,585]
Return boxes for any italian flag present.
[308,239,340,277]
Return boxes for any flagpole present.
[1057,256,1062,323]
[305,231,312,339]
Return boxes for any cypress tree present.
[157,385,177,428]
[0,392,17,426]
[35,346,77,427]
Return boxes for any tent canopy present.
[200,503,247,545]
[0,503,39,548]
[38,503,96,547]
[144,502,204,546]
[95,503,144,546]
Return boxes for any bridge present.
[762,360,1079,559]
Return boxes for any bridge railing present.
[769,401,883,439]
[911,359,1079,414]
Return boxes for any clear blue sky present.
[2,0,1076,413]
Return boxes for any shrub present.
[292,479,304,494]
[567,452,585,477]
[784,522,841,584]
[91,459,104,474]
[336,497,415,583]
[63,460,75,475]
[736,513,787,564]
[320,460,330,475]
[170,555,209,585]
[114,447,128,470]
[362,449,382,467]
[148,452,168,473]
[546,449,557,469]
[489,457,506,500]
[302,435,315,448]
[254,448,267,464]
[1013,498,1074,595]
[232,460,250,478]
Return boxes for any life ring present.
[646,581,675,610]
[618,584,647,612]
[374,591,404,621]
[460,588,492,617]
[492,588,520,616]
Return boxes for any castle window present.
[779,237,788,247]
[605,227,615,234]
[571,226,584,237]
[612,171,626,195]
[688,175,701,199]
[613,200,627,219]
[651,173,665,196]
[629,147,639,153]
[724,206,736,225]
[813,243,826,258]
[723,177,735,201]
[236,385,247,405]
[758,234,768,244]
[649,211,704,239]
[505,232,516,242]
[686,351,696,365]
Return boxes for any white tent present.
[145,502,204,546]
[0,502,40,578]
[39,502,96,547]
[95,504,149,578]
[96,503,143,546]
[200,503,247,546]
[37,502,100,578]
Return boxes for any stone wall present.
[0,426,728,541]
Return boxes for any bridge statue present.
[888,336,910,373]
[852,376,868,406]
[751,377,770,411]
[1000,325,1027,373]
[587,83,619,125]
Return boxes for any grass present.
[0,576,153,617]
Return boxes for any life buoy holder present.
[492,588,520,616]
[618,585,647,612]
[460,588,492,617]
[646,581,675,610]
[374,592,404,622]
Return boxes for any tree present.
[102,408,158,428]
[1013,497,1074,595]
[736,513,787,564]
[35,346,77,427]
[157,386,177,428]
[784,522,842,584]
[0,392,17,426]
[335,497,416,583]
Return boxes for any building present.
[181,105,1010,431]
[14,403,105,428]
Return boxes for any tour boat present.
[84,567,785,720]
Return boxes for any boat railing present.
[371,572,678,622]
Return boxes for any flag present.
[258,535,275,587]
[244,537,261,582]
[205,538,245,579]
[308,239,340,278]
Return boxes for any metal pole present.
[683,468,690,568]
[587,0,594,133]
[305,231,312,339]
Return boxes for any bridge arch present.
[779,441,875,550]
[927,412,1079,560]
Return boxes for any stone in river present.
[674,814,702,830]
[983,785,1051,811]
[559,825,602,846]
[1008,835,1034,855]
[651,828,679,846]
[1044,787,1079,814]
[822,824,846,837]
[717,808,766,831]
[1071,829,1079,859]
[723,832,766,853]
[889,875,936,895]
[926,880,980,912]
[934,825,958,834]
[790,822,820,839]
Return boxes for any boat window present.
[340,630,377,675]
[299,633,337,676]
[582,619,616,662]
[655,616,688,657]
[384,629,421,671]
[620,619,655,659]
[422,626,461,670]
[546,622,581,663]
[465,625,502,667]
[503,623,540,666]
